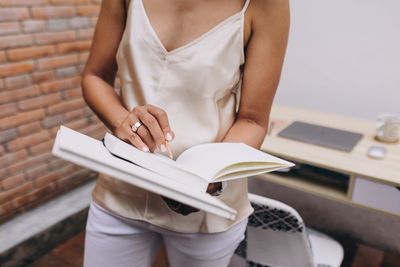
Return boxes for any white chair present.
[230,193,344,267]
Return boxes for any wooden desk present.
[257,105,400,217]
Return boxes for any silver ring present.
[131,121,143,133]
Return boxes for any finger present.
[123,127,149,152]
[146,104,175,141]
[136,125,157,152]
[206,182,222,196]
[136,109,166,152]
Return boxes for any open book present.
[52,126,294,220]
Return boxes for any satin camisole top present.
[92,0,253,233]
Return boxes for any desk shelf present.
[256,172,349,204]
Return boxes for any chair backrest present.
[231,193,315,267]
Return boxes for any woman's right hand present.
[113,104,175,153]
[113,104,202,216]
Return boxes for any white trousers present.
[84,201,247,267]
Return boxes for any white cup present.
[375,113,400,142]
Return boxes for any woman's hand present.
[161,197,200,216]
[161,182,222,216]
[113,104,175,153]
[206,182,223,196]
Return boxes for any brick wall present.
[0,0,109,223]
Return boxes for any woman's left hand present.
[162,182,223,215]
[206,182,222,196]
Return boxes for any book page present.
[104,133,209,191]
[176,142,294,181]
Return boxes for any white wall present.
[274,0,400,120]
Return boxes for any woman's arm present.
[82,0,173,153]
[81,0,128,131]
[223,0,290,147]
[82,0,190,214]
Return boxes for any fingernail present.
[166,133,172,141]
[142,146,149,153]
[160,144,166,152]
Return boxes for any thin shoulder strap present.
[241,0,251,14]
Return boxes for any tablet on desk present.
[278,121,363,152]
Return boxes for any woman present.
[81,0,289,266]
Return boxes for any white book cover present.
[52,126,294,219]
[52,126,237,219]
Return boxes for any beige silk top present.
[92,0,253,233]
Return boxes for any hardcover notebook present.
[278,121,363,152]
[52,126,294,220]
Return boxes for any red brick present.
[0,181,33,203]
[49,125,61,136]
[0,108,44,130]
[83,106,93,116]
[47,157,69,171]
[0,85,40,104]
[0,167,7,178]
[0,103,17,118]
[32,6,75,19]
[0,34,33,50]
[77,5,100,16]
[64,117,88,131]
[0,51,5,63]
[0,61,35,78]
[17,121,42,136]
[0,8,29,22]
[0,0,47,6]
[8,129,51,152]
[41,76,81,93]
[0,128,17,143]
[29,139,55,156]
[2,173,25,190]
[18,92,61,111]
[0,22,20,35]
[78,28,94,40]
[49,0,91,4]
[7,153,51,175]
[77,63,85,74]
[55,168,94,189]
[64,108,86,122]
[33,169,59,186]
[22,20,46,33]
[7,45,55,61]
[38,54,79,70]
[34,164,73,186]
[0,85,40,105]
[46,98,85,115]
[64,87,82,99]
[42,114,64,128]
[12,183,56,208]
[55,66,78,78]
[81,122,106,139]
[0,149,28,169]
[25,163,48,180]
[90,17,98,27]
[32,70,55,83]
[79,51,89,63]
[57,40,91,54]
[4,74,32,89]
[0,201,13,217]
[34,30,76,45]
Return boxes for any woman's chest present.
[125,0,251,52]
